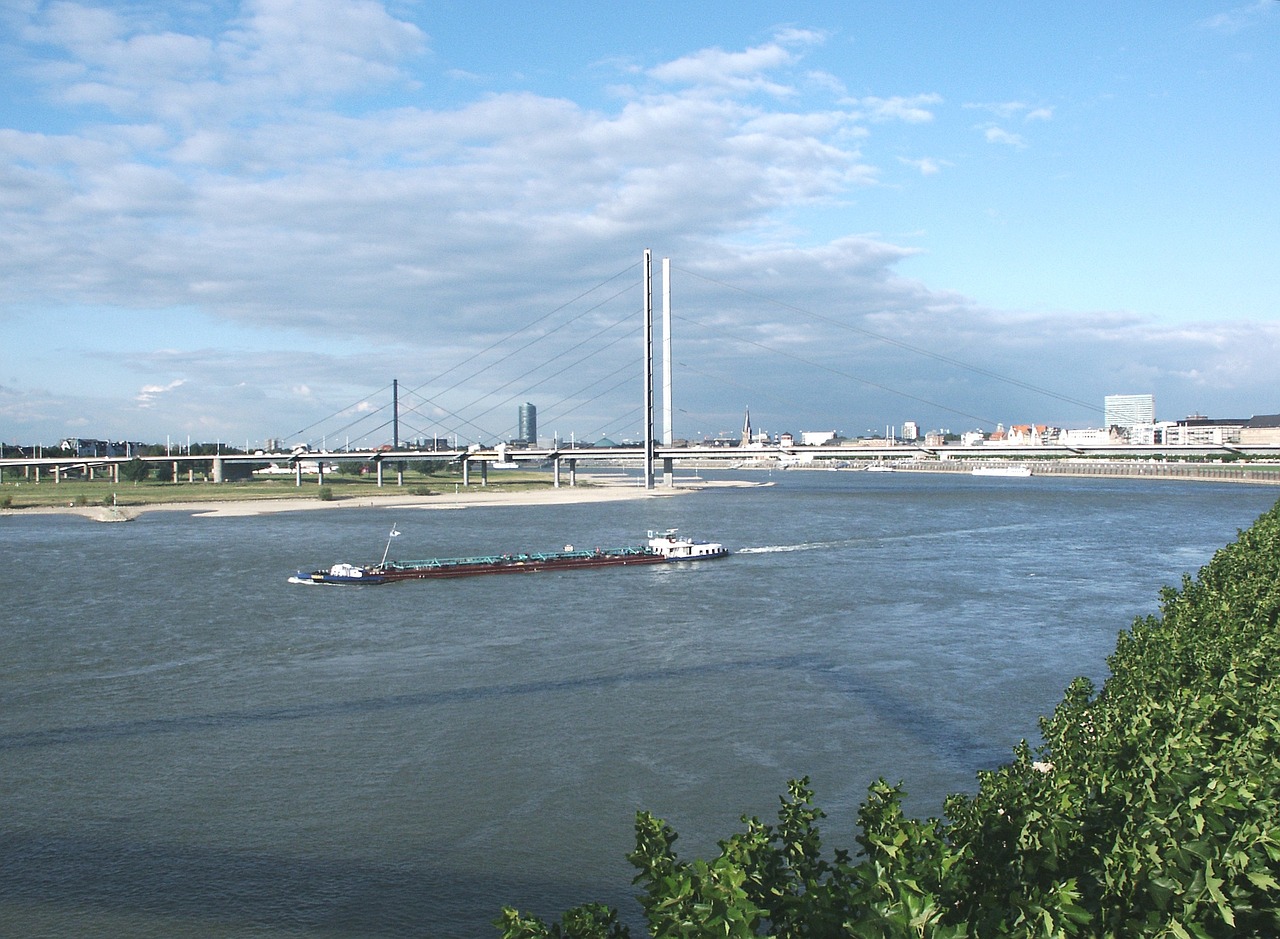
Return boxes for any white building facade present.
[1104,394,1156,428]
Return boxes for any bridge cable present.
[401,264,638,403]
[383,281,637,444]
[670,311,998,427]
[291,382,393,440]
[446,307,638,436]
[675,266,1102,415]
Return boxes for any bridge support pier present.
[376,459,383,487]
[111,463,118,484]
[172,462,179,483]
[553,457,560,488]
[461,459,469,486]
[212,457,224,483]
[480,461,488,486]
[316,463,324,486]
[553,457,578,487]
[663,456,673,488]
[295,462,302,487]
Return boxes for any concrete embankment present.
[791,459,1280,486]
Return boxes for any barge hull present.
[375,552,671,582]
[292,531,728,586]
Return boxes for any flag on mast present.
[381,524,401,567]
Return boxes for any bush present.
[499,500,1280,938]
[317,486,334,502]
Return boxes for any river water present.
[1,471,1275,937]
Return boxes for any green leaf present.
[1246,870,1280,891]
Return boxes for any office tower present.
[518,402,537,444]
[1104,394,1155,427]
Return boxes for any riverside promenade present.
[809,459,1280,485]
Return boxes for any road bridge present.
[3,442,1279,489]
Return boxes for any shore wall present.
[788,458,1280,486]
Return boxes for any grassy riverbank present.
[0,469,568,511]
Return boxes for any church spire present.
[741,406,752,446]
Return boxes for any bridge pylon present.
[642,249,655,489]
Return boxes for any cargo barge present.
[289,529,729,585]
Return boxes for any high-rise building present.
[1104,394,1156,428]
[518,402,537,445]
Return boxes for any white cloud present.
[135,378,186,407]
[964,101,1053,123]
[1199,0,1278,34]
[983,126,1026,148]
[855,94,942,123]
[964,100,1027,119]
[221,0,428,97]
[646,30,823,96]
[0,18,897,346]
[23,0,426,123]
[139,379,185,394]
[898,156,948,176]
[962,101,1048,148]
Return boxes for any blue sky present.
[1,0,1277,447]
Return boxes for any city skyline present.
[2,2,1277,445]
[18,388,1279,454]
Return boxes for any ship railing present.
[385,545,657,571]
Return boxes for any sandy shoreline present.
[4,477,767,522]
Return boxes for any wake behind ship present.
[289,530,729,585]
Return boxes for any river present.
[1,470,1275,937]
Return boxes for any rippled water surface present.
[2,471,1276,937]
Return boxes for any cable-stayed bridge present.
[5,252,1278,487]
[283,251,1112,459]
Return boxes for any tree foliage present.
[498,500,1280,938]
[119,457,149,482]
